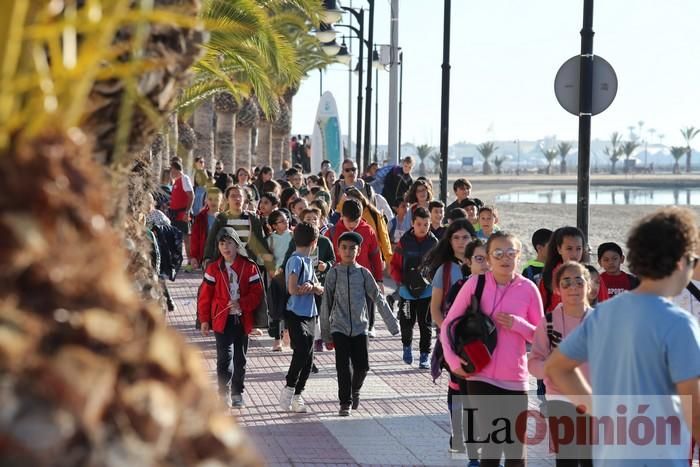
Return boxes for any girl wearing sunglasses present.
[441,231,544,467]
[529,261,594,466]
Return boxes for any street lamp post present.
[576,0,594,240]
[398,51,403,160]
[438,0,452,203]
[362,0,375,172]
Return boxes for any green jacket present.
[203,211,274,272]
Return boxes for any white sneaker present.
[278,385,294,411]
[291,394,308,413]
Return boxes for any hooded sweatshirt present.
[319,263,399,341]
[440,271,543,390]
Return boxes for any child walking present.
[279,222,324,413]
[320,231,399,416]
[390,207,438,368]
[267,210,293,351]
[198,227,263,408]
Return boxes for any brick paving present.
[166,270,558,466]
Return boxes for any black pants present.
[284,311,315,394]
[546,400,593,467]
[214,315,248,396]
[332,332,370,405]
[399,297,432,353]
[465,380,528,467]
[447,374,479,460]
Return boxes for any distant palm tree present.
[680,126,700,173]
[620,140,640,174]
[670,146,686,174]
[540,146,558,175]
[603,146,622,174]
[416,144,433,176]
[477,142,498,174]
[427,152,441,174]
[493,155,506,174]
[557,142,573,174]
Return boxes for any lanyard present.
[491,279,513,317]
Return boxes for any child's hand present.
[313,285,324,296]
[201,321,210,337]
[494,312,515,329]
[298,282,314,295]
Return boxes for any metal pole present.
[398,51,403,160]
[576,0,594,240]
[348,43,353,160]
[362,0,375,172]
[355,10,365,167]
[374,66,379,162]
[439,0,451,203]
[320,68,323,97]
[387,0,400,165]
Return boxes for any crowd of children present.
[157,157,699,466]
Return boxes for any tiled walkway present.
[166,270,556,466]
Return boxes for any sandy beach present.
[431,173,700,260]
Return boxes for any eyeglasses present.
[471,255,486,263]
[560,277,586,289]
[274,219,289,225]
[344,167,357,173]
[490,248,519,260]
[689,254,699,269]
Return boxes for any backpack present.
[152,223,183,281]
[369,164,397,195]
[403,255,430,298]
[444,275,469,316]
[688,282,700,301]
[267,259,305,321]
[445,274,498,374]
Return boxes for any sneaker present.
[314,339,324,352]
[338,404,351,417]
[278,385,294,411]
[351,393,360,410]
[402,346,413,365]
[468,461,481,467]
[311,363,319,374]
[367,327,376,338]
[419,352,430,369]
[291,394,307,413]
[230,394,245,408]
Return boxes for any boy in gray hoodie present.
[320,231,400,416]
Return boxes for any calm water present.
[496,187,700,206]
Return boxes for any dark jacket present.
[203,211,274,272]
[382,167,412,208]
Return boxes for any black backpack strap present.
[687,282,700,301]
[474,273,486,302]
[545,311,555,349]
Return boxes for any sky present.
[291,0,700,150]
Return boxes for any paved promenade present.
[166,270,557,466]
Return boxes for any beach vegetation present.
[620,140,640,174]
[669,146,686,174]
[557,141,573,174]
[477,141,498,175]
[680,126,699,173]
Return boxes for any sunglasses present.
[490,248,519,260]
[688,254,699,268]
[471,255,486,263]
[560,276,586,289]
[344,167,357,173]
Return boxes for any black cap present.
[338,231,363,246]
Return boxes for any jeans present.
[398,297,432,353]
[332,332,370,405]
[214,315,248,396]
[284,311,315,394]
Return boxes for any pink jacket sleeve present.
[527,319,550,379]
[510,279,543,342]
[440,275,478,372]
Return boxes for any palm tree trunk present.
[270,130,286,171]
[193,98,215,172]
[215,111,236,173]
[687,147,692,173]
[560,159,567,174]
[257,120,272,168]
[167,113,178,164]
[235,126,252,171]
[151,133,166,183]
[251,126,258,163]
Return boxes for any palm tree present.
[557,142,573,174]
[493,155,506,175]
[0,1,259,464]
[477,142,498,175]
[670,146,686,174]
[193,97,215,171]
[540,147,559,175]
[214,92,239,172]
[427,151,441,174]
[416,144,433,176]
[604,146,622,174]
[620,140,640,174]
[235,97,261,171]
[680,126,700,173]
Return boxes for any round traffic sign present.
[554,55,618,116]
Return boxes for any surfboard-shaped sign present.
[311,91,342,174]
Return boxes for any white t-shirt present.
[672,279,700,322]
[224,261,241,315]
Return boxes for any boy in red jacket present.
[190,187,222,269]
[199,227,263,409]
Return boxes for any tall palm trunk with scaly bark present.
[193,97,215,172]
[214,92,238,173]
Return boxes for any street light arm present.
[341,5,363,23]
[334,24,371,49]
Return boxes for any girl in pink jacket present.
[440,231,543,467]
[528,261,593,466]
